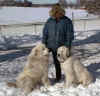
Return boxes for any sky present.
[27,0,78,4]
[28,0,58,4]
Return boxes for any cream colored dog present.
[57,46,93,88]
[7,43,50,95]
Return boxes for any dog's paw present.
[72,83,78,88]
[40,87,49,93]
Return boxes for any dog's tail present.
[7,82,17,88]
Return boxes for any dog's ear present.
[66,47,70,57]
[33,49,38,56]
[63,47,70,57]
[29,48,38,57]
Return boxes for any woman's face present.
[55,12,63,19]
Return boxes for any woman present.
[42,4,74,82]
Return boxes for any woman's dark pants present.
[50,49,61,81]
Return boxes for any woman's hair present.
[49,3,65,17]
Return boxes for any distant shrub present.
[85,0,100,15]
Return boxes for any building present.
[0,0,32,6]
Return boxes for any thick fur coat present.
[7,43,50,95]
[57,46,93,88]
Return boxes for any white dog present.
[7,43,50,95]
[57,46,93,88]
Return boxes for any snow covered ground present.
[0,7,100,96]
[0,28,100,96]
[0,7,98,25]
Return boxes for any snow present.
[0,7,100,96]
[0,7,98,25]
[0,29,100,96]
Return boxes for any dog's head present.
[30,43,49,57]
[57,46,70,63]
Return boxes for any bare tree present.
[85,0,100,15]
[59,0,81,8]
[59,0,67,7]
[0,0,15,6]
[0,0,4,6]
[80,0,88,6]
[24,0,28,2]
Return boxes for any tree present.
[59,0,68,7]
[80,0,88,6]
[0,0,15,6]
[85,0,100,15]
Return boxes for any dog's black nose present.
[57,54,60,57]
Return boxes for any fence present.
[0,18,100,49]
[1,18,100,35]
[0,22,45,37]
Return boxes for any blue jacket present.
[42,16,74,51]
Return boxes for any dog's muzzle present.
[57,54,60,57]
[57,53,65,63]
